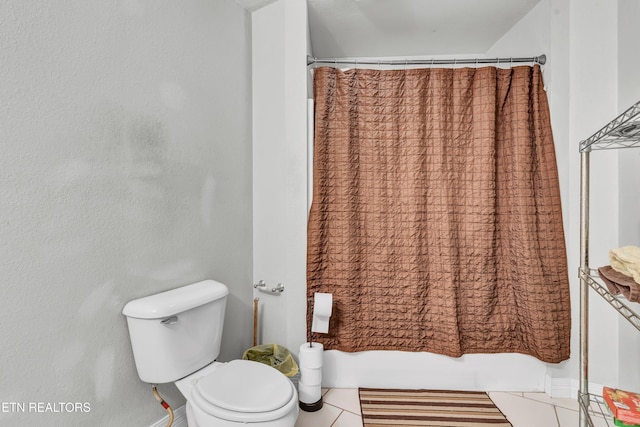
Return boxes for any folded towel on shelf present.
[609,246,640,283]
[598,266,640,303]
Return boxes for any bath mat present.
[359,388,513,427]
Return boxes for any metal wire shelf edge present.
[581,138,640,151]
[579,267,640,332]
[579,100,640,152]
[578,392,613,427]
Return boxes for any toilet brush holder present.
[298,342,324,412]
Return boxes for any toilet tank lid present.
[122,280,229,319]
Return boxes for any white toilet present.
[122,280,299,427]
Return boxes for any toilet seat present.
[190,359,297,423]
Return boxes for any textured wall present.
[0,1,252,425]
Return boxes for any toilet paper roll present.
[298,382,322,404]
[299,342,323,369]
[311,292,333,333]
[300,367,322,386]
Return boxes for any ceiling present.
[234,0,542,59]
[233,0,278,12]
[308,0,542,58]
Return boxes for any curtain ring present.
[510,57,513,68]
[475,58,479,69]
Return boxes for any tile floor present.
[294,388,611,427]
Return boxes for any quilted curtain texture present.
[307,65,571,363]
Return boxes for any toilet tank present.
[122,280,228,384]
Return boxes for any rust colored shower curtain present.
[307,65,571,363]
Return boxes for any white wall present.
[569,0,621,390]
[0,1,253,425]
[617,0,640,392]
[258,0,563,393]
[486,0,574,391]
[252,0,308,351]
[490,0,622,393]
[480,0,640,394]
[253,0,563,392]
[253,0,639,397]
[476,0,634,395]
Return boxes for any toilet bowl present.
[122,280,298,427]
[176,360,298,427]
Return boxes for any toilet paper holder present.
[253,280,285,294]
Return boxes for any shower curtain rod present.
[307,54,546,67]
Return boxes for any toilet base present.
[299,398,323,413]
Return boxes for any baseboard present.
[149,405,187,427]
[544,375,604,399]
[544,375,575,398]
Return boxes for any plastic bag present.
[242,344,299,377]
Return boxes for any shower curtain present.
[307,65,571,363]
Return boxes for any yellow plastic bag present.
[242,344,299,377]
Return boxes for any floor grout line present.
[323,401,362,417]
[552,405,562,427]
[493,391,580,409]
[328,409,344,427]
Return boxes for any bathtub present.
[321,350,550,392]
